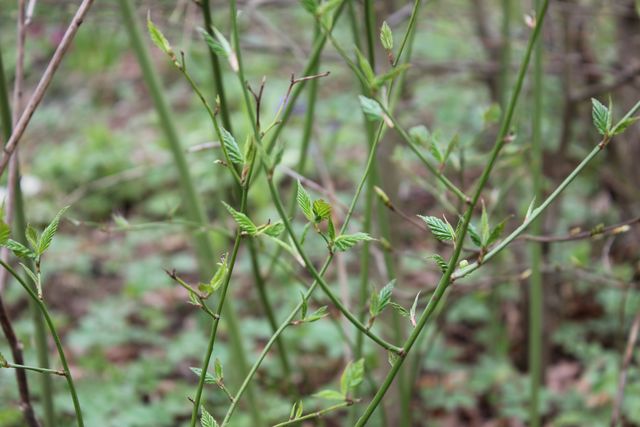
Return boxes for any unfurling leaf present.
[0,220,10,246]
[199,254,228,296]
[300,0,318,14]
[189,367,216,384]
[390,301,409,317]
[220,128,244,165]
[296,180,314,221]
[340,359,365,395]
[355,49,376,85]
[380,21,393,50]
[314,389,345,401]
[201,407,219,427]
[426,254,448,273]
[303,306,328,323]
[4,239,36,259]
[487,217,509,246]
[147,14,176,62]
[467,223,482,247]
[333,232,374,252]
[261,222,285,237]
[214,358,223,381]
[312,199,332,222]
[419,215,455,242]
[38,206,69,255]
[409,125,429,145]
[410,292,421,327]
[358,95,384,122]
[289,400,304,420]
[201,29,227,57]
[591,97,610,135]
[524,197,536,222]
[222,202,257,235]
[612,116,639,135]
[370,280,395,317]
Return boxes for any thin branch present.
[522,216,640,243]
[0,0,95,178]
[611,311,640,427]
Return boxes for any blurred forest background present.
[0,0,640,426]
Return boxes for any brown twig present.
[611,310,640,427]
[0,0,95,178]
[521,216,640,243]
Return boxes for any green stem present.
[200,0,232,131]
[355,2,550,424]
[0,39,56,427]
[0,260,84,427]
[529,1,543,424]
[272,401,353,427]
[4,363,65,376]
[117,1,259,424]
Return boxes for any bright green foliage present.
[147,14,175,62]
[312,199,332,222]
[426,254,448,273]
[189,367,217,385]
[222,202,257,235]
[289,400,303,420]
[214,359,223,382]
[198,255,228,297]
[340,358,364,396]
[38,206,69,255]
[358,95,384,122]
[419,215,455,241]
[333,232,374,251]
[220,127,244,165]
[369,280,395,318]
[591,98,610,135]
[296,180,314,221]
[201,408,218,427]
[380,21,393,50]
[300,0,317,14]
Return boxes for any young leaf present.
[426,254,448,273]
[355,49,376,85]
[524,197,536,222]
[612,116,639,135]
[409,125,429,145]
[443,133,459,165]
[312,199,332,222]
[303,306,328,323]
[300,0,317,14]
[199,254,228,296]
[372,280,395,317]
[0,352,7,367]
[147,14,176,62]
[201,407,219,427]
[314,389,345,401]
[483,103,501,125]
[410,292,421,328]
[4,239,36,259]
[209,26,237,72]
[0,220,9,246]
[340,359,364,395]
[201,29,227,58]
[373,63,411,88]
[289,400,303,420]
[189,367,216,384]
[333,233,374,252]
[214,358,223,381]
[300,292,308,319]
[220,127,244,165]
[487,217,509,246]
[261,222,285,237]
[327,217,336,241]
[222,202,257,235]
[358,95,384,122]
[480,202,490,246]
[390,302,409,317]
[38,206,69,255]
[429,140,444,163]
[296,181,314,221]
[591,97,610,135]
[467,223,482,247]
[418,215,455,241]
[380,21,393,50]
[25,225,39,250]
